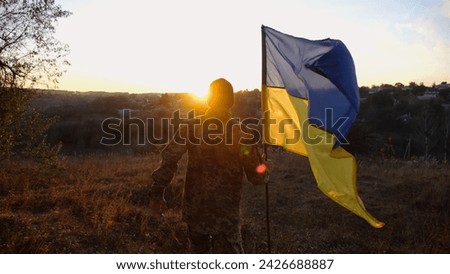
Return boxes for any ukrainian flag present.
[262,26,383,228]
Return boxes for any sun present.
[191,89,209,100]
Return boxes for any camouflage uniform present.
[151,78,265,253]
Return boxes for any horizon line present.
[35,80,449,95]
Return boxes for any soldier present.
[150,78,266,253]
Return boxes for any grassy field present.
[1,148,449,253]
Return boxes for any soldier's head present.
[207,78,234,110]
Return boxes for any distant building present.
[436,82,450,90]
[368,88,379,94]
[417,91,438,100]
[401,86,413,91]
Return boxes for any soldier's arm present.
[238,122,266,185]
[150,130,187,198]
[241,144,266,185]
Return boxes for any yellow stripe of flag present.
[264,85,384,228]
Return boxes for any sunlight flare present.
[191,89,209,100]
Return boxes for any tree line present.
[25,86,449,163]
[348,87,450,161]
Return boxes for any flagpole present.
[261,25,271,254]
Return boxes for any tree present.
[0,0,70,87]
[395,82,404,88]
[359,86,370,98]
[412,100,446,160]
[438,88,450,101]
[0,0,70,161]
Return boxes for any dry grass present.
[0,153,187,253]
[1,149,449,253]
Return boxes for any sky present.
[54,0,450,93]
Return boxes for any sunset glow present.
[191,89,209,100]
[54,0,450,93]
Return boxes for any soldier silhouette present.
[150,78,266,253]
